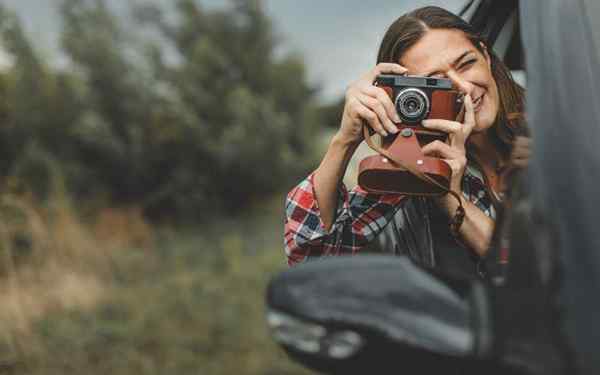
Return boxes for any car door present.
[519,1,600,374]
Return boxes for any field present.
[0,191,312,374]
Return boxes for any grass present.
[0,189,313,374]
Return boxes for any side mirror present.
[265,255,494,374]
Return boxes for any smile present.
[473,94,484,111]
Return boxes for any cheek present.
[463,63,490,83]
[474,112,493,131]
[474,95,498,130]
[483,77,500,115]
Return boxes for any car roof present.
[460,0,523,74]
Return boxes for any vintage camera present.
[375,74,463,126]
[357,75,463,195]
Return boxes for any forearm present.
[437,195,495,257]
[313,133,360,231]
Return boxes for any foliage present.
[0,0,332,221]
[0,2,339,373]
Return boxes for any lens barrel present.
[395,88,430,123]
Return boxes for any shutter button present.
[400,128,413,137]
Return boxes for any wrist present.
[331,131,361,154]
[315,132,361,184]
[436,191,467,238]
[436,190,464,216]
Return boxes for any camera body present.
[375,74,463,127]
[357,75,463,195]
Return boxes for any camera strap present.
[362,125,465,236]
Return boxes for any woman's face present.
[400,28,500,132]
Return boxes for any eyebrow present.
[425,50,474,77]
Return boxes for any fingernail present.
[381,130,388,137]
[422,120,431,127]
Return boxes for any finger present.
[351,102,388,137]
[421,140,461,159]
[363,85,402,123]
[463,94,476,135]
[356,93,399,134]
[455,100,466,123]
[443,159,463,174]
[366,63,408,82]
[511,158,529,168]
[511,140,532,158]
[373,62,408,76]
[421,119,462,134]
[514,136,532,146]
[512,147,532,159]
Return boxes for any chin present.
[474,111,496,132]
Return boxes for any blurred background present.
[0,0,462,373]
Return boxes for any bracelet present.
[449,205,466,237]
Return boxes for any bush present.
[0,0,327,221]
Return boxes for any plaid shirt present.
[284,163,497,267]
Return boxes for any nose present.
[446,70,474,96]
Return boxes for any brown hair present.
[377,6,527,158]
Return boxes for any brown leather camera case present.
[358,90,462,196]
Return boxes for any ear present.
[479,42,492,69]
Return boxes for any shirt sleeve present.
[284,172,406,266]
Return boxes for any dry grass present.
[93,206,155,251]
[0,266,104,333]
[0,188,154,368]
[0,188,311,374]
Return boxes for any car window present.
[460,0,525,86]
[584,0,600,64]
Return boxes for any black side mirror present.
[265,255,498,374]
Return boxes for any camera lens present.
[395,88,430,124]
[406,99,419,112]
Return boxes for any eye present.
[458,58,477,70]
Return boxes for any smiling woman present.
[284,6,529,279]
[398,29,500,132]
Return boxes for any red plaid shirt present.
[284,164,496,267]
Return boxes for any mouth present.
[472,94,484,112]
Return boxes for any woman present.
[284,6,529,278]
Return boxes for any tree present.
[0,0,325,220]
[131,0,322,216]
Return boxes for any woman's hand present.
[498,135,532,193]
[420,95,495,256]
[335,63,407,145]
[421,94,476,193]
[508,135,531,169]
